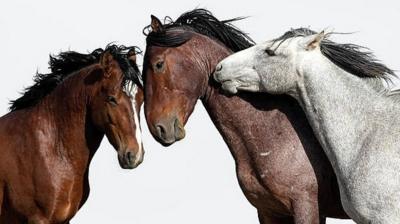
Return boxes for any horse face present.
[214,36,306,95]
[143,41,206,146]
[213,43,264,94]
[91,51,144,169]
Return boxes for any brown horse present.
[0,45,144,223]
[143,9,348,224]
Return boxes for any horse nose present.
[127,150,144,168]
[154,117,185,146]
[119,150,143,169]
[155,122,176,145]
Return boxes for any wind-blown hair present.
[144,8,255,52]
[273,28,395,81]
[10,44,142,111]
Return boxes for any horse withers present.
[0,45,144,223]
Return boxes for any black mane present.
[144,8,255,52]
[10,44,142,111]
[274,28,395,80]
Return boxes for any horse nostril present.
[126,151,134,164]
[174,118,185,140]
[155,124,166,139]
[216,64,223,72]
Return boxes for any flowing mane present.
[273,28,395,82]
[144,8,255,52]
[10,44,142,111]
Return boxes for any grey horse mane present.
[274,28,397,94]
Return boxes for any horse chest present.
[32,160,85,223]
[50,176,84,222]
[235,158,291,214]
[218,120,294,214]
[53,201,74,222]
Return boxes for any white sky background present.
[1,0,399,223]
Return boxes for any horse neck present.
[191,36,257,160]
[295,52,387,173]
[37,65,103,165]
[190,35,233,100]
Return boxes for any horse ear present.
[303,31,325,50]
[100,50,114,78]
[127,49,137,64]
[150,15,164,33]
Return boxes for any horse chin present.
[221,81,238,95]
[237,84,260,93]
[158,139,176,147]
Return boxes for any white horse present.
[213,28,400,223]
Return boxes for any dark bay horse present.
[143,9,348,223]
[0,45,144,223]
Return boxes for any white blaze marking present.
[130,85,143,162]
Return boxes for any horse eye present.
[155,61,164,70]
[265,49,276,56]
[107,96,118,106]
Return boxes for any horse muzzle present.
[118,149,144,169]
[153,116,186,146]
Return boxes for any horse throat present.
[197,38,233,101]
